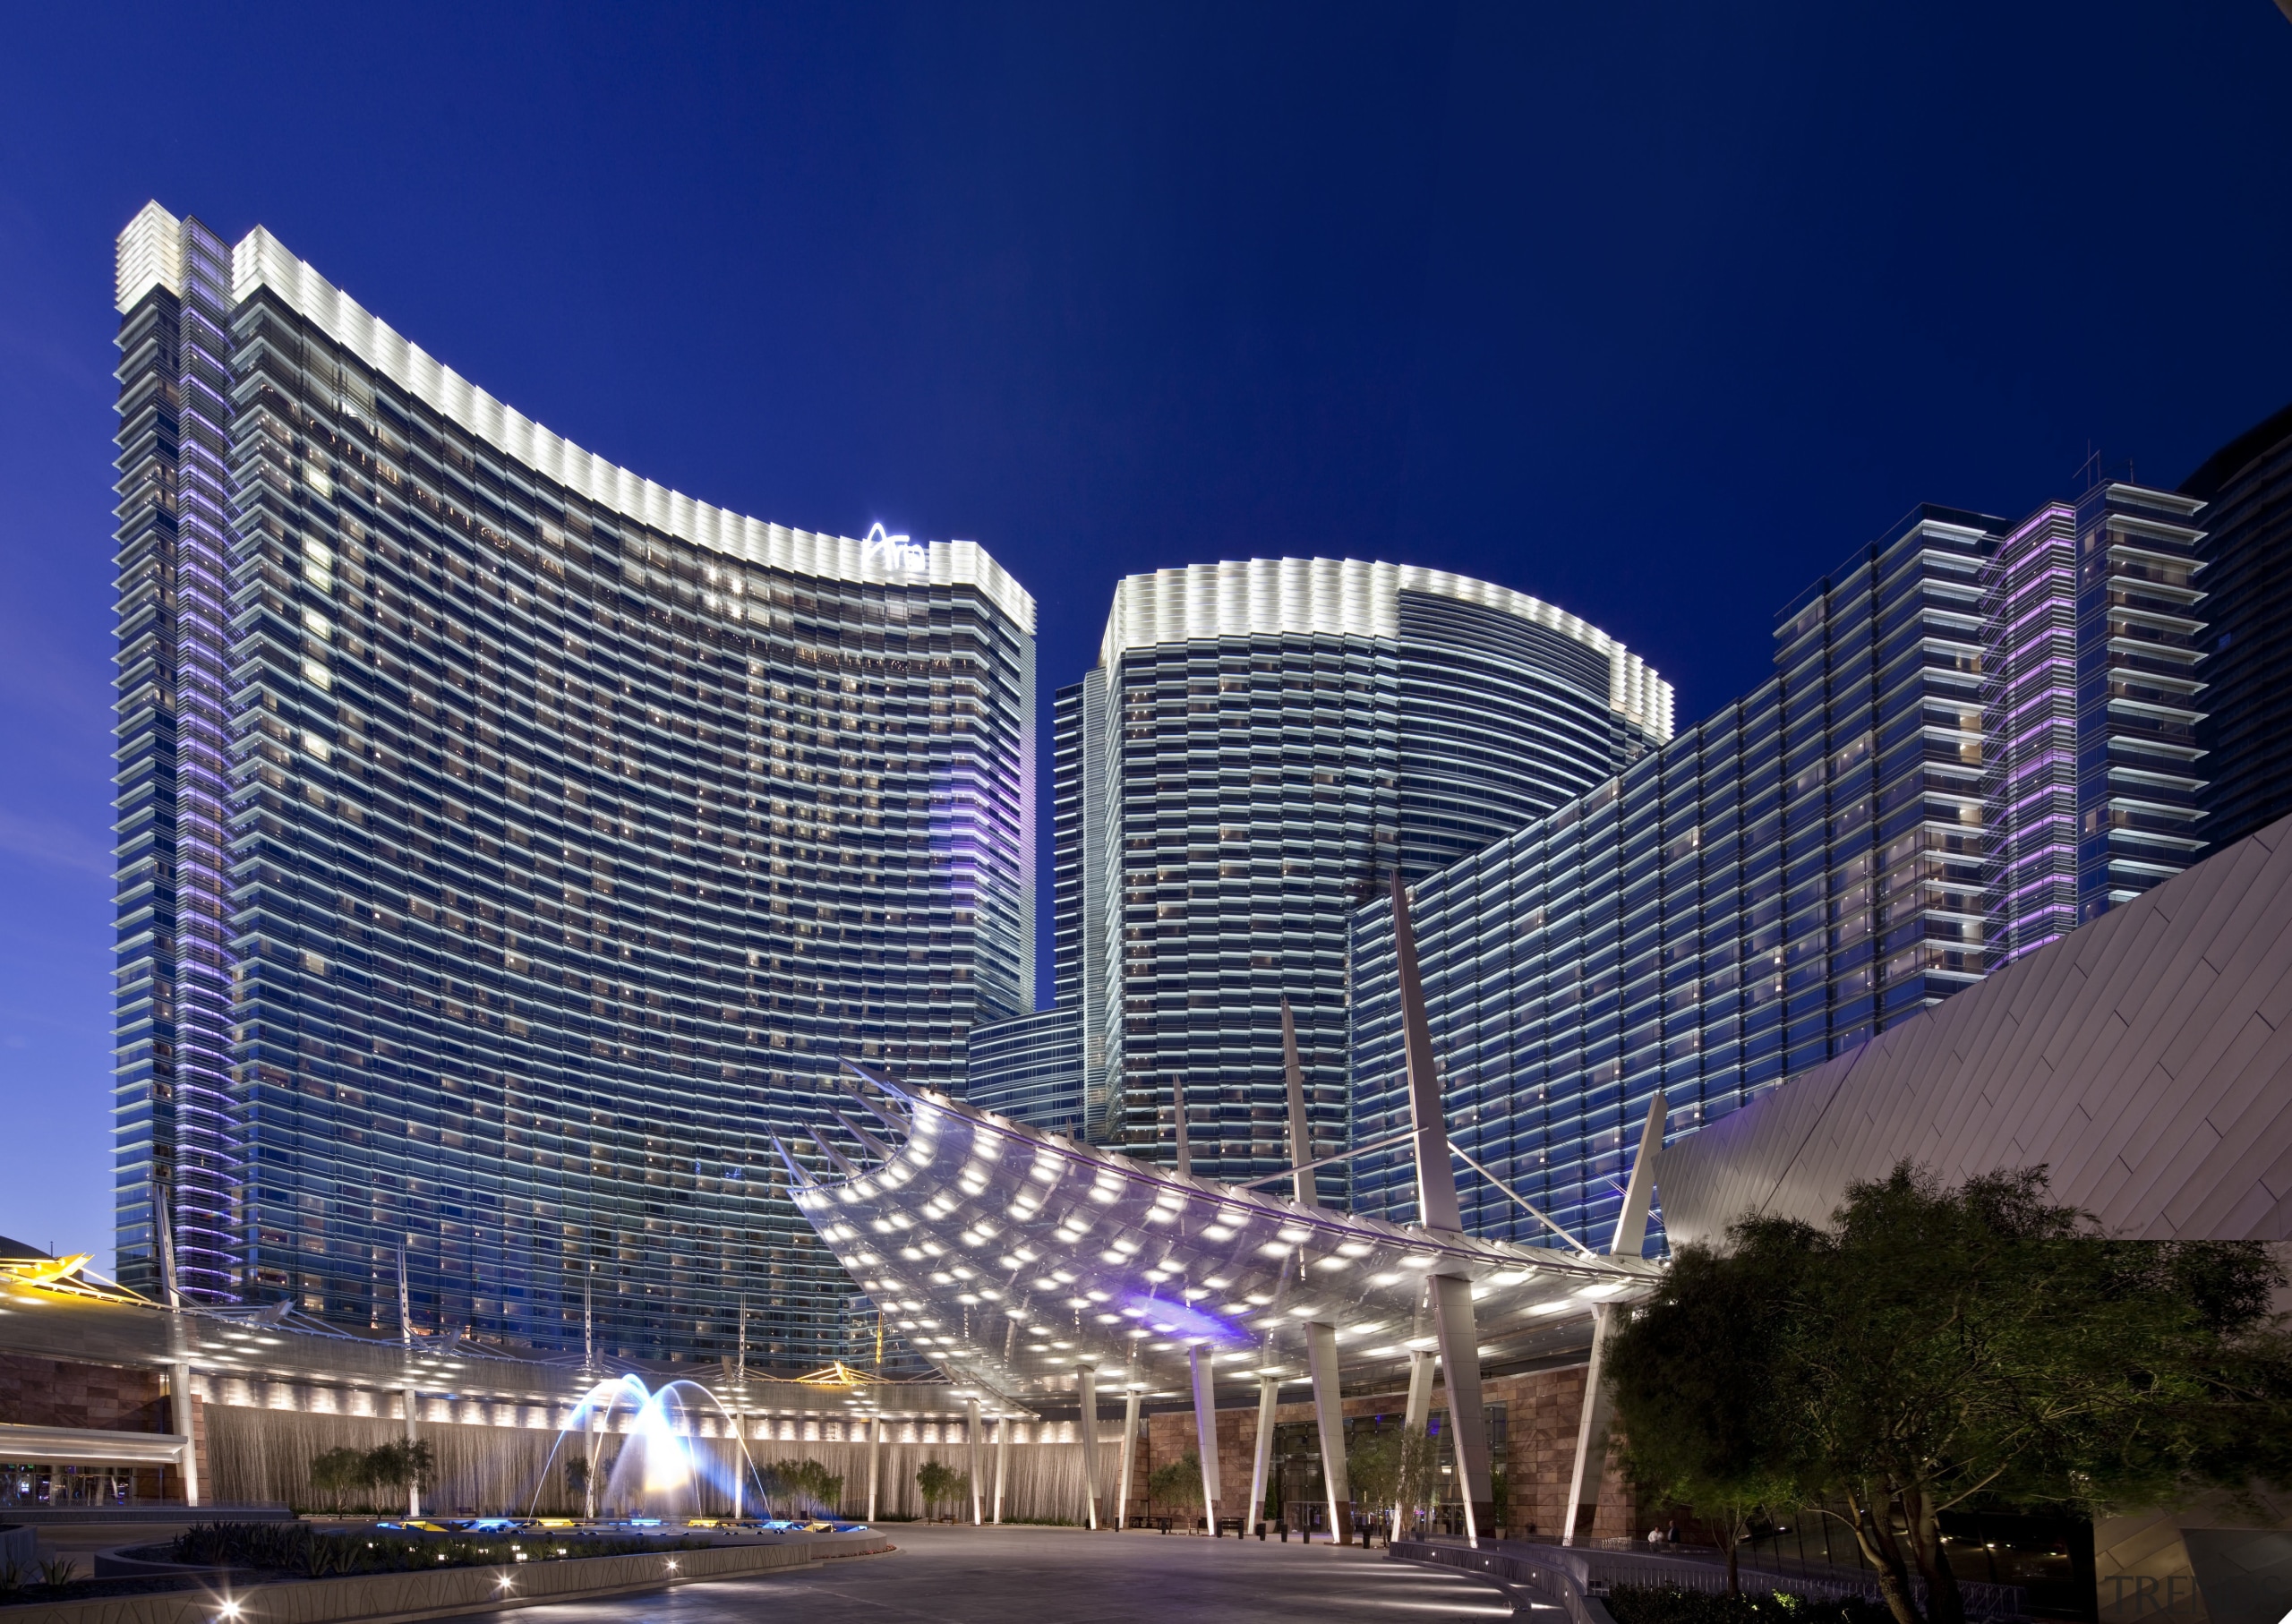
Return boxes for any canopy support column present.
[1307,1321,1353,1544]
[967,1397,985,1526]
[1116,1389,1142,1528]
[867,1415,884,1523]
[1078,1365,1102,1530]
[1245,1372,1279,1535]
[171,1363,200,1509]
[1430,1274,1491,1543]
[1565,1088,1665,1545]
[1189,1344,1222,1533]
[1393,868,1491,1545]
[993,1415,1009,1524]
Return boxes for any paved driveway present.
[469,1524,1520,1623]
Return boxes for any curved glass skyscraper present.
[110,203,1035,1363]
[1057,558,1671,1190]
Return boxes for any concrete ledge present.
[1,1534,891,1624]
[90,1548,260,1581]
[1,1512,293,1527]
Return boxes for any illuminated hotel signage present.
[862,523,928,574]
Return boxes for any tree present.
[1608,1239,1802,1592]
[363,1440,437,1503]
[1348,1426,1439,1540]
[748,1462,786,1518]
[915,1460,970,1520]
[1148,1453,1204,1523]
[1607,1164,2292,1624]
[308,1446,369,1510]
[561,1454,589,1516]
[781,1458,844,1516]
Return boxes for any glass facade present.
[114,210,244,1303]
[962,1006,1084,1136]
[2068,484,2210,917]
[109,203,1036,1364]
[2182,402,2292,854]
[1349,490,2210,1252]
[1981,482,2209,964]
[1063,559,1672,1192]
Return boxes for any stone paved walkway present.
[466,1523,1521,1622]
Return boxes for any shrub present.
[1148,1455,1203,1511]
[304,1441,437,1510]
[779,1459,844,1514]
[167,1523,710,1578]
[1605,1585,1894,1624]
[915,1460,971,1518]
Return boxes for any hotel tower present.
[1048,559,1672,1189]
[109,203,1035,1363]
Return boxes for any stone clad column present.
[1188,1345,1222,1533]
[1078,1365,1102,1530]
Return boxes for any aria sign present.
[861,523,928,575]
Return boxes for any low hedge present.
[166,1523,710,1579]
[1604,1583,1895,1624]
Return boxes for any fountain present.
[533,1376,763,1520]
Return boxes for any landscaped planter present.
[3,1532,890,1624]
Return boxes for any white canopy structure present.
[785,877,1667,1543]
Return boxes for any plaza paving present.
[472,1523,1523,1622]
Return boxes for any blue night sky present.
[1,4,2288,1264]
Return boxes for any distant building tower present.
[1983,483,2210,964]
[963,1008,1085,1136]
[1351,480,2211,1254]
[1062,559,1672,1192]
[109,202,1035,1362]
[2183,400,2292,853]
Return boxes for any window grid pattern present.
[962,1006,1084,1137]
[1349,509,2024,1252]
[2072,484,2210,919]
[1051,681,1082,1011]
[114,215,248,1303]
[1982,503,2082,964]
[115,270,1034,1366]
[1070,581,1656,1197]
[2186,409,2292,854]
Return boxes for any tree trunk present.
[1845,1496,1925,1624]
[1899,1486,1965,1624]
[1725,1530,1740,1597]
